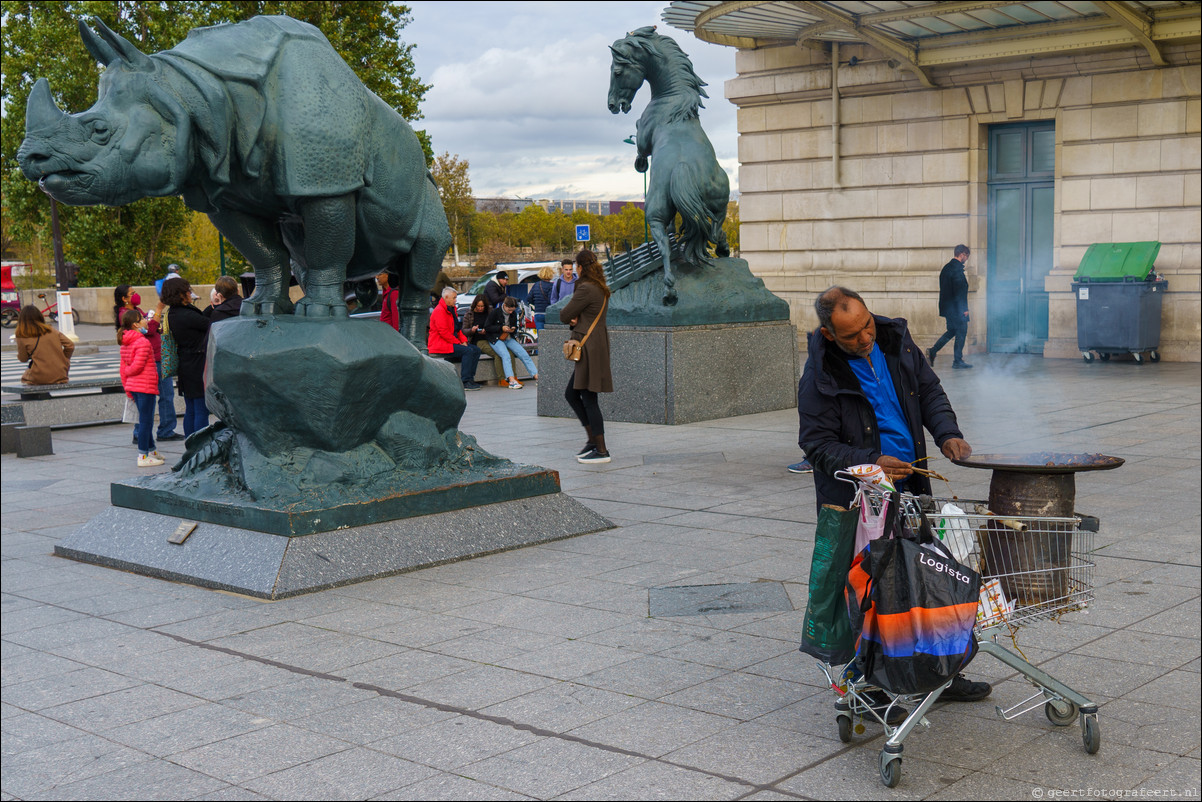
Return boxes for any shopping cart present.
[812,474,1100,788]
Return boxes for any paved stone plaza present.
[2,353,1199,799]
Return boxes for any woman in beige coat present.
[560,249,613,463]
[16,305,74,385]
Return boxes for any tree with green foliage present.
[432,152,472,266]
[1,1,430,287]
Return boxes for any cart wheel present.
[1149,351,1161,363]
[880,755,902,788]
[1099,352,1111,362]
[1082,352,1094,363]
[1082,715,1100,755]
[1045,699,1079,727]
[1133,352,1144,364]
[837,714,852,744]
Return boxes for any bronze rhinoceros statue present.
[17,15,449,344]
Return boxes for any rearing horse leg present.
[645,183,678,306]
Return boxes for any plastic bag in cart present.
[847,493,981,695]
[799,504,859,664]
[936,502,975,566]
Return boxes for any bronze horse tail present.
[669,162,729,265]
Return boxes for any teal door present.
[987,122,1054,353]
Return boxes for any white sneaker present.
[507,379,523,390]
[138,454,165,467]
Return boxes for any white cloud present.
[406,1,740,200]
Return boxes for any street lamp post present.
[623,136,649,244]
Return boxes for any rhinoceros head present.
[17,17,191,207]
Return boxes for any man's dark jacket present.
[797,315,964,511]
[938,258,969,320]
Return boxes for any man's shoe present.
[940,674,991,702]
[862,689,909,725]
[952,361,973,370]
[158,433,184,441]
[463,381,483,390]
[576,441,597,458]
[787,459,814,474]
[577,449,611,464]
[926,347,937,364]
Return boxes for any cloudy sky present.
[404,1,740,202]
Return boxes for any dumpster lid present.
[1075,242,1160,282]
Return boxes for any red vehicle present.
[1,264,19,328]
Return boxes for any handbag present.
[564,296,606,362]
[799,503,859,664]
[160,309,178,377]
[847,492,980,695]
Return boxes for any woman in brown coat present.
[15,305,74,385]
[560,249,613,463]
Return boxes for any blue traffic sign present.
[575,224,591,242]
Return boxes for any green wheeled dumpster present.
[1072,242,1168,364]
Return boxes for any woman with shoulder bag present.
[16,305,74,385]
[560,249,612,463]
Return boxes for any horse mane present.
[611,27,708,124]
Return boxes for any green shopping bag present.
[799,504,859,664]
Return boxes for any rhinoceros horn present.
[79,16,153,72]
[25,78,67,133]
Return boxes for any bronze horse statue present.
[607,26,730,305]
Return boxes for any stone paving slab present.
[2,355,1200,799]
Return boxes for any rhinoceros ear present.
[79,16,153,72]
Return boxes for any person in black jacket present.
[927,245,972,369]
[161,277,212,436]
[797,286,989,703]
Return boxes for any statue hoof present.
[663,288,678,307]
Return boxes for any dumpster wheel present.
[1099,353,1110,362]
[1133,352,1144,364]
[1082,352,1094,363]
[1149,351,1160,363]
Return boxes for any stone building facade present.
[679,7,1200,361]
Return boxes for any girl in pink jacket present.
[119,309,164,467]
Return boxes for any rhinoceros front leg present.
[294,195,354,318]
[208,211,294,316]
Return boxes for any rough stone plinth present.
[55,493,613,599]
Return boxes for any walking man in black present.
[927,244,972,370]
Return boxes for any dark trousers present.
[133,362,178,440]
[132,392,157,454]
[931,317,968,363]
[184,396,209,436]
[564,375,604,436]
[449,343,481,382]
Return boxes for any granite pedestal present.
[54,492,613,599]
[537,321,799,425]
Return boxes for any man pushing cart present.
[796,287,1101,787]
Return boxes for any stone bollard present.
[15,426,53,458]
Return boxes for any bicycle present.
[35,292,80,327]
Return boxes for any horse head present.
[607,34,649,115]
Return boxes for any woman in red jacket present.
[119,309,164,467]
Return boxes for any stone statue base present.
[538,320,799,425]
[55,494,612,599]
[58,314,616,597]
[540,257,798,425]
